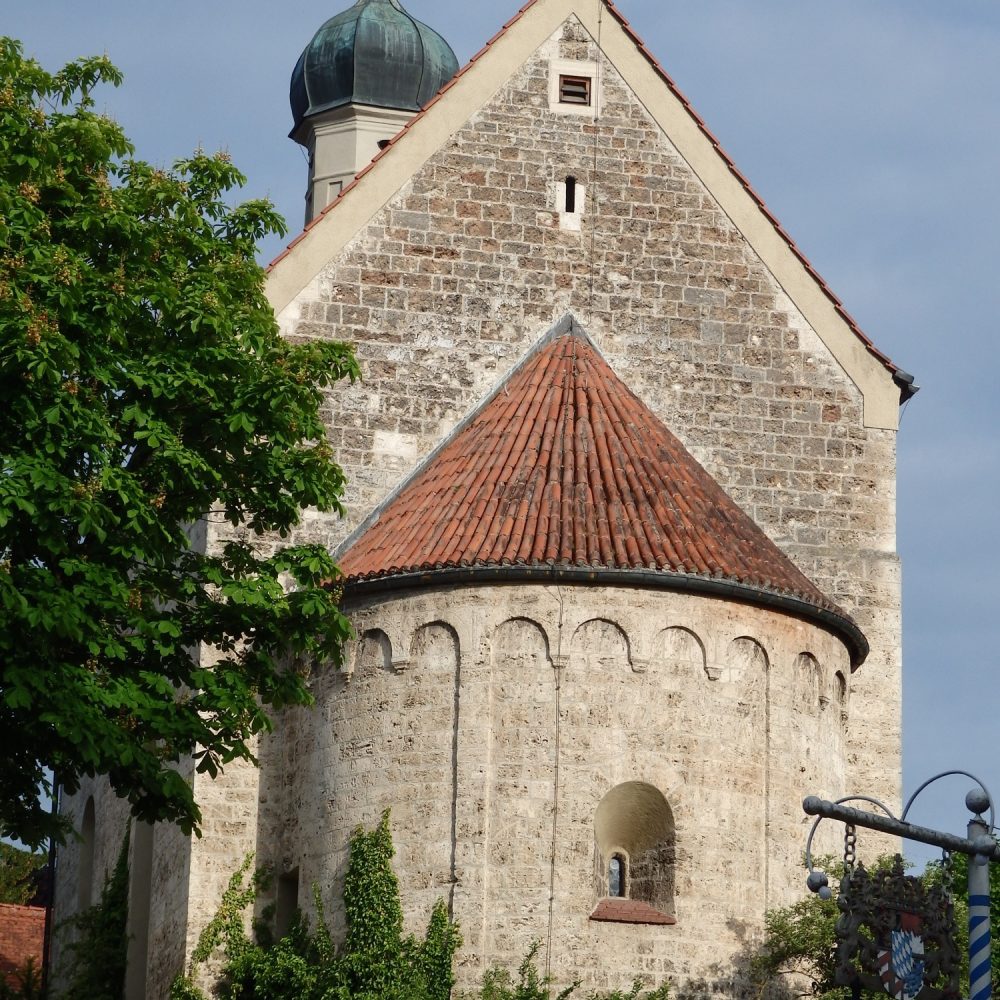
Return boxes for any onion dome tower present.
[290,0,459,222]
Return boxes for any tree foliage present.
[939,850,1000,990]
[173,811,462,1000]
[0,842,47,905]
[0,38,359,848]
[749,863,847,999]
[0,958,44,1000]
[464,941,670,1000]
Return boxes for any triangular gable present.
[267,0,908,429]
[336,317,868,667]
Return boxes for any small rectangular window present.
[559,75,592,106]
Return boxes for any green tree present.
[0,38,359,849]
[749,866,846,999]
[940,851,1000,989]
[0,842,46,904]
[467,942,670,1000]
[342,811,409,998]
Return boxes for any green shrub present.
[174,811,461,1000]
[61,828,130,1000]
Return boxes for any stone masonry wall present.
[52,14,902,995]
[281,582,852,994]
[162,9,905,993]
[49,779,131,994]
[274,14,901,813]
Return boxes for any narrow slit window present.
[565,176,577,214]
[609,855,626,898]
[559,74,592,106]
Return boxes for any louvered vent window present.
[559,74,592,106]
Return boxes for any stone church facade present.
[50,0,914,996]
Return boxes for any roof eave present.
[334,564,870,670]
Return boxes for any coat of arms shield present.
[834,856,960,1000]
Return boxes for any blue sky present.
[6,1,1000,863]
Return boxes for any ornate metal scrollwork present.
[834,856,961,1000]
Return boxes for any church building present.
[50,0,914,996]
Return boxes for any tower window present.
[559,75,592,106]
[593,782,676,918]
[565,176,577,214]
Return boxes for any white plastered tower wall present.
[49,0,906,996]
[294,104,415,224]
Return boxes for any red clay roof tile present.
[589,898,677,925]
[337,324,867,665]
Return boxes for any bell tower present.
[289,0,459,223]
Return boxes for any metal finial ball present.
[806,871,828,894]
[966,788,990,816]
[818,886,833,901]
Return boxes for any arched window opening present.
[795,652,821,707]
[594,782,675,919]
[125,822,154,1000]
[78,796,95,911]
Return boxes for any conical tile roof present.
[338,323,867,665]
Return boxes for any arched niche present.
[409,621,460,673]
[724,636,768,686]
[491,617,551,670]
[659,626,706,680]
[594,781,675,915]
[399,622,459,895]
[795,652,821,708]
[834,670,849,725]
[354,628,393,676]
[485,616,556,944]
[125,822,154,1000]
[571,618,630,672]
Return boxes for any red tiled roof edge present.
[266,1,906,384]
[332,323,870,668]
